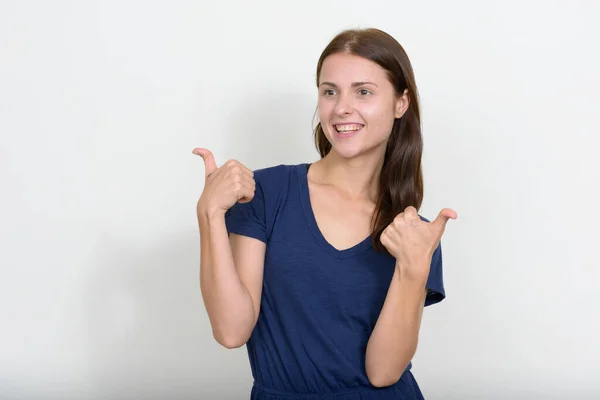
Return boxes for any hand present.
[192,148,255,218]
[380,206,457,283]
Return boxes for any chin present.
[329,144,368,160]
[330,140,387,161]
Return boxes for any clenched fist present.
[193,148,255,218]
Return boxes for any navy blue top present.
[225,163,445,399]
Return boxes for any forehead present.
[319,53,388,84]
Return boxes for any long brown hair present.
[313,28,424,253]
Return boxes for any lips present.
[331,123,364,139]
[333,123,364,133]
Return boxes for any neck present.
[311,150,385,202]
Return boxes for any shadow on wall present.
[84,232,252,399]
[222,91,319,168]
[84,91,318,399]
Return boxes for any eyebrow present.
[319,81,379,88]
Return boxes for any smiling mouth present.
[334,124,364,134]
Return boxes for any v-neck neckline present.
[297,163,373,259]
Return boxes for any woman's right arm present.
[198,211,265,349]
[193,148,266,349]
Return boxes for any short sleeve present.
[424,242,445,307]
[224,177,267,244]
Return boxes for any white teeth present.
[335,124,363,133]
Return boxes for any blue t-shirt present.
[224,163,445,399]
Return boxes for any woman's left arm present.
[365,265,427,387]
[365,206,456,388]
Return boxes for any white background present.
[1,1,599,399]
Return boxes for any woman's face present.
[317,53,408,160]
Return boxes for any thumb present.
[192,148,218,177]
[431,208,457,236]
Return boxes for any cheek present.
[362,101,396,132]
[317,99,331,123]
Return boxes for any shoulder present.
[252,163,303,180]
[229,163,307,240]
[252,163,307,194]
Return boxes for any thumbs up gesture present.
[380,206,457,283]
[192,148,256,218]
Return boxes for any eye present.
[358,89,372,96]
[322,89,336,96]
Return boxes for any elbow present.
[365,341,417,388]
[208,311,256,349]
[366,359,403,387]
[366,370,401,388]
[213,330,249,349]
[217,337,246,349]
[365,355,412,388]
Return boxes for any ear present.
[394,89,410,119]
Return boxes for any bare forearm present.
[365,264,427,387]
[198,211,255,347]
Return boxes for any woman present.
[194,28,457,399]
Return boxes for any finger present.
[240,176,256,193]
[192,148,218,177]
[404,206,418,217]
[236,181,255,203]
[239,163,254,179]
[224,159,254,180]
[402,214,419,227]
[431,208,458,233]
[392,212,408,231]
[232,172,256,192]
[402,206,420,227]
[380,227,393,247]
[239,165,254,180]
[393,212,404,223]
[380,229,391,249]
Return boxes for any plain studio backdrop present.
[1,0,599,399]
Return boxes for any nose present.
[334,92,353,116]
